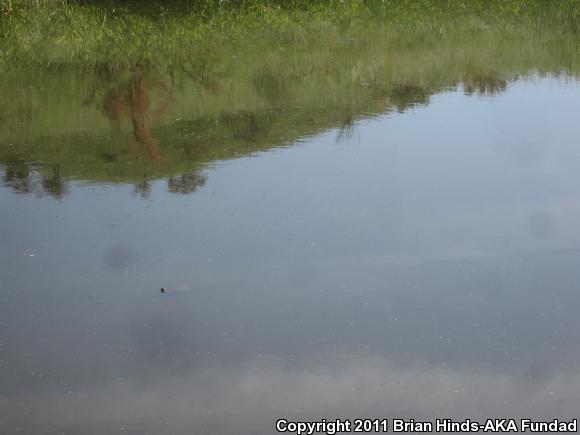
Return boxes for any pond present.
[1,22,580,435]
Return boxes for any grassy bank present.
[3,16,580,189]
[3,0,580,197]
[2,0,580,70]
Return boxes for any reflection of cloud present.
[504,141,547,168]
[529,211,555,239]
[1,357,578,435]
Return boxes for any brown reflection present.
[96,69,210,198]
[100,68,171,162]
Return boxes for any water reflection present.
[100,67,171,162]
[0,70,510,198]
[1,356,577,435]
[463,73,508,96]
[0,64,517,197]
[2,25,580,435]
[134,176,153,198]
[167,172,207,194]
[2,160,67,198]
[389,83,432,112]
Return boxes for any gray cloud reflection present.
[1,356,578,435]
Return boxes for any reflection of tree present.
[41,164,67,198]
[0,64,516,201]
[134,176,152,199]
[463,73,507,96]
[2,161,67,198]
[389,84,431,112]
[233,113,261,142]
[2,160,33,194]
[254,70,289,106]
[100,68,172,162]
[336,108,357,143]
[167,173,206,194]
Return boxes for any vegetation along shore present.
[2,0,580,70]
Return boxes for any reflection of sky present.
[2,357,578,434]
[1,78,580,433]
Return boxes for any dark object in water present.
[160,287,166,293]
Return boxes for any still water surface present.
[1,29,580,435]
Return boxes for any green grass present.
[3,0,580,195]
[3,14,580,186]
[2,0,580,70]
